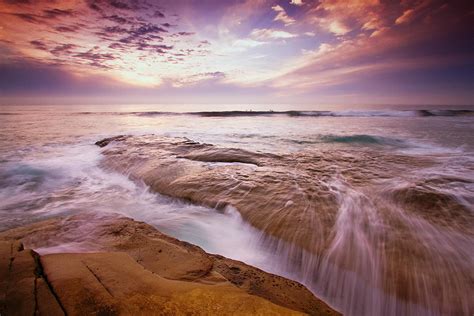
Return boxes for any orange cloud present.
[395,9,415,24]
[305,0,385,36]
[267,1,473,94]
[1,0,472,104]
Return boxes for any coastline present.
[0,212,339,315]
[92,135,474,315]
[1,131,471,315]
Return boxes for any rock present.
[40,252,300,315]
[91,134,474,314]
[0,241,64,316]
[94,135,128,147]
[94,134,440,257]
[0,213,340,315]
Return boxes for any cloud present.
[290,0,304,6]
[106,23,170,52]
[87,2,101,12]
[232,39,266,50]
[108,1,132,10]
[11,13,40,23]
[55,25,80,33]
[73,48,117,68]
[135,43,173,54]
[133,24,168,36]
[108,43,125,50]
[153,10,165,18]
[328,20,351,35]
[43,8,74,19]
[395,9,415,25]
[104,15,129,24]
[102,26,129,35]
[269,3,474,96]
[1,0,473,104]
[84,0,139,12]
[271,5,295,26]
[395,0,438,26]
[177,32,195,36]
[306,0,383,36]
[0,0,198,82]
[29,40,48,51]
[172,71,226,87]
[0,54,276,105]
[302,43,334,57]
[50,44,77,56]
[9,8,75,24]
[250,28,298,40]
[362,17,383,31]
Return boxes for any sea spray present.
[1,105,473,316]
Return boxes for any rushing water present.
[0,104,473,315]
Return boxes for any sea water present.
[0,104,473,315]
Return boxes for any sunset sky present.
[0,0,473,105]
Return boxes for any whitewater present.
[0,104,473,315]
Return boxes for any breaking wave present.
[72,109,474,118]
[285,109,473,117]
[94,134,473,316]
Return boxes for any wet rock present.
[95,135,128,147]
[0,213,340,315]
[92,134,474,315]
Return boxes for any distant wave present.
[276,134,410,149]
[319,134,407,146]
[134,109,474,118]
[284,109,473,117]
[283,133,463,154]
[74,109,474,118]
[130,111,177,116]
[192,111,277,117]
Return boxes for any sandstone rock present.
[0,241,64,316]
[0,213,340,315]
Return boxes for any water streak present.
[1,106,473,315]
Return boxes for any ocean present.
[0,104,473,315]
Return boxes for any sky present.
[0,0,473,105]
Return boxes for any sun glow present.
[0,0,472,104]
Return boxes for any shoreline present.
[1,133,471,315]
[0,212,339,315]
[92,134,474,315]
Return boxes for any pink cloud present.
[250,28,298,40]
[395,8,416,24]
[272,5,296,26]
[290,0,304,6]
